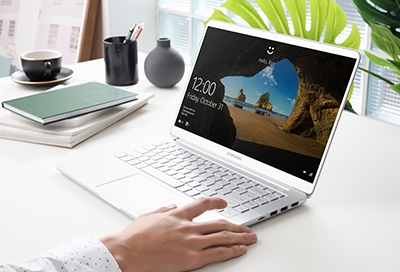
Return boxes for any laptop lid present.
[170,20,360,196]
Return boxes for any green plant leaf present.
[353,0,400,40]
[388,60,400,76]
[308,0,329,40]
[283,0,307,37]
[221,0,269,30]
[206,0,360,49]
[369,22,400,61]
[364,51,392,67]
[390,83,400,94]
[364,51,400,77]
[204,0,361,102]
[338,23,361,49]
[204,9,235,26]
[323,1,360,49]
[255,0,290,34]
[359,66,395,85]
[324,1,346,43]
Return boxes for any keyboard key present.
[218,187,232,196]
[180,177,193,184]
[195,185,209,192]
[221,195,240,208]
[201,179,215,187]
[187,181,201,188]
[225,183,238,191]
[133,162,148,169]
[219,208,238,218]
[113,152,127,158]
[244,201,259,209]
[225,192,250,204]
[126,159,142,166]
[242,191,260,201]
[209,183,223,192]
[172,173,185,180]
[134,147,148,154]
[254,197,269,205]
[275,191,286,198]
[234,185,247,194]
[178,184,192,192]
[264,194,279,202]
[119,155,133,162]
[249,187,267,196]
[187,172,199,179]
[119,140,288,212]
[186,189,201,197]
[203,190,218,197]
[234,205,249,213]
[142,166,183,188]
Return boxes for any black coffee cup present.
[21,50,62,81]
[103,36,138,86]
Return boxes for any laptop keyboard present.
[114,139,286,218]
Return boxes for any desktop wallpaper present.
[175,27,357,182]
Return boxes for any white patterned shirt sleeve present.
[0,237,121,272]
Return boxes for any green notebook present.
[2,81,138,125]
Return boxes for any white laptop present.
[57,21,360,226]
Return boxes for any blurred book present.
[0,92,154,148]
[2,81,139,125]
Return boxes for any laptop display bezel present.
[170,20,360,196]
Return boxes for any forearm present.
[1,237,120,272]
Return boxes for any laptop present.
[57,21,360,226]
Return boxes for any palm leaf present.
[308,0,329,41]
[353,0,400,92]
[353,0,400,40]
[284,0,307,37]
[205,0,360,49]
[391,84,400,93]
[369,23,400,61]
[255,0,290,34]
[221,0,269,30]
[204,0,361,104]
[205,9,236,24]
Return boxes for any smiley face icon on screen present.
[266,46,274,55]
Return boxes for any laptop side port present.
[281,206,288,212]
[270,210,278,216]
[291,201,299,207]
[258,216,266,221]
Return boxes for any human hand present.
[100,197,257,272]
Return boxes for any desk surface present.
[1,54,400,271]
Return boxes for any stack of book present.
[0,81,154,148]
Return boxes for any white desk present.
[1,54,400,271]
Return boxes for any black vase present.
[144,38,185,88]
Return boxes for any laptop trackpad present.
[97,174,179,213]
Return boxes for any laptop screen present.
[174,24,358,184]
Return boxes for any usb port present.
[291,202,299,207]
[270,210,278,216]
[281,206,288,212]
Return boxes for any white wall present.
[106,0,157,53]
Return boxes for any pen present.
[131,23,144,41]
[123,23,137,43]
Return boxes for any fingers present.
[177,197,228,220]
[196,219,252,235]
[200,230,257,249]
[195,245,249,269]
[141,203,177,216]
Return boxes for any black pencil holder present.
[103,36,139,86]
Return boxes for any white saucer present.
[11,67,74,87]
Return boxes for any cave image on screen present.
[175,27,356,183]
